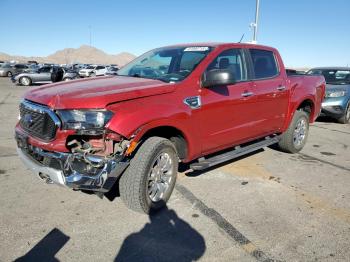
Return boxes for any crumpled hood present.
[24,76,175,109]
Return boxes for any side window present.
[39,67,51,73]
[96,66,104,70]
[206,49,247,81]
[249,49,278,79]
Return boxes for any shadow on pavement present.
[115,205,206,262]
[15,228,70,262]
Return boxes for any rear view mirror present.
[202,69,236,88]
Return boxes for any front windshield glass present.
[308,69,350,85]
[117,46,213,83]
[1,63,11,68]
[86,66,95,69]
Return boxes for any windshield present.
[86,66,95,69]
[308,69,350,85]
[1,63,11,68]
[117,46,213,83]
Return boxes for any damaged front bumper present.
[16,144,129,193]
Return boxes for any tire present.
[63,77,72,81]
[90,72,96,77]
[119,137,179,214]
[19,76,32,86]
[337,102,350,124]
[278,110,309,153]
[7,71,12,77]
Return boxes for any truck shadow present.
[114,204,206,262]
[316,115,339,123]
[14,228,70,262]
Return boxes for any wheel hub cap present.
[147,152,173,202]
[293,118,307,146]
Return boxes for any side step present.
[190,135,280,171]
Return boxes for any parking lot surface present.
[0,78,349,261]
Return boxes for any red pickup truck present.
[15,43,325,213]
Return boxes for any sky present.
[1,0,350,68]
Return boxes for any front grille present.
[19,101,59,140]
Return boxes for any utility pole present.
[251,0,260,44]
[89,25,92,46]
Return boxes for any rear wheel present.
[119,137,178,214]
[338,102,350,124]
[278,110,309,153]
[20,76,32,86]
[7,71,12,77]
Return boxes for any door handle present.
[241,91,254,97]
[277,86,286,91]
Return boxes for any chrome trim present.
[17,146,129,192]
[17,147,66,186]
[20,99,61,128]
[277,86,286,91]
[241,91,254,97]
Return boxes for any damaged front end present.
[16,133,130,193]
[15,100,132,194]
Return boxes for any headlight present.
[56,110,113,130]
[326,91,346,98]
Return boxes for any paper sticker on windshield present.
[184,47,209,52]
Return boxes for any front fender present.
[105,97,201,161]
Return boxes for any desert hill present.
[0,45,136,66]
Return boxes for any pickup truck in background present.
[15,43,325,214]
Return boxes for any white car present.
[79,65,108,77]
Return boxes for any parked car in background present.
[12,66,78,86]
[0,63,33,77]
[79,65,97,77]
[307,67,350,123]
[0,63,14,76]
[105,66,119,76]
[93,65,109,76]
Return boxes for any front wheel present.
[278,110,309,153]
[338,102,350,124]
[119,137,178,214]
[7,71,12,77]
[63,77,72,81]
[19,76,32,86]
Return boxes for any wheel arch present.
[135,125,189,161]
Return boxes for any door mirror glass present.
[202,69,236,88]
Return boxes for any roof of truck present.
[162,42,276,50]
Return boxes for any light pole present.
[89,25,92,46]
[251,0,260,44]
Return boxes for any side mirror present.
[202,69,236,88]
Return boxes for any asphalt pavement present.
[0,78,349,262]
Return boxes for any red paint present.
[18,43,325,162]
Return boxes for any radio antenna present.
[238,34,245,43]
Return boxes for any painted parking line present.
[175,184,280,262]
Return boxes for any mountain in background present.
[0,45,136,66]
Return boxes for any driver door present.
[37,66,52,82]
[199,48,258,154]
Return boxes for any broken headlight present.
[57,110,113,130]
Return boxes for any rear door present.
[247,49,289,134]
[199,48,258,154]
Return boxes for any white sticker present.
[184,47,209,52]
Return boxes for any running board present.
[190,135,280,171]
